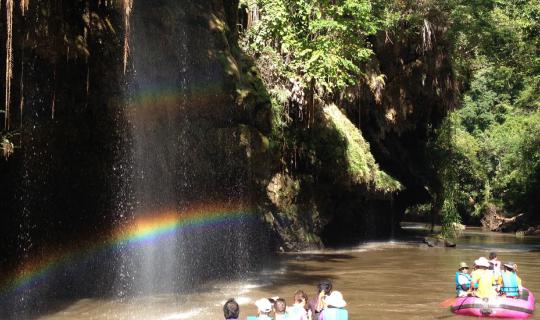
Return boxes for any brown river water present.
[39,226,540,320]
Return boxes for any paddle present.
[439,297,457,308]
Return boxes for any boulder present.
[424,236,456,248]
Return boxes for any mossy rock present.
[322,104,402,192]
[424,236,456,247]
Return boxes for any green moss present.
[216,51,240,78]
[375,171,403,193]
[323,104,402,192]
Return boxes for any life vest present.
[320,308,348,320]
[501,271,519,297]
[455,272,472,293]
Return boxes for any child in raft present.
[246,298,274,320]
[489,252,502,278]
[288,290,312,320]
[274,298,288,320]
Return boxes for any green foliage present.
[435,107,540,223]
[433,114,487,221]
[241,0,540,228]
[241,0,379,94]
[240,0,404,193]
[487,112,540,208]
[449,0,540,106]
[441,197,461,239]
[432,0,540,230]
[460,66,520,133]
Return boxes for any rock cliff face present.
[0,0,274,275]
[343,21,459,228]
[0,1,456,259]
[257,104,402,250]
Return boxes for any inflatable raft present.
[451,288,535,318]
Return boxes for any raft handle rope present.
[455,295,469,311]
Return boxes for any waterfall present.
[117,0,267,296]
[0,2,270,317]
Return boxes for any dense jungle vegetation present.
[238,0,540,236]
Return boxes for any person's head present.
[293,290,309,310]
[223,298,240,320]
[458,262,469,273]
[504,261,516,273]
[255,298,273,316]
[475,257,490,270]
[317,280,332,295]
[489,252,498,260]
[274,298,287,315]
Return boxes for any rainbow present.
[0,203,255,295]
[128,82,227,108]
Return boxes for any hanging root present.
[19,50,24,127]
[421,19,434,53]
[5,0,14,130]
[123,0,133,74]
[1,137,14,159]
[20,0,29,15]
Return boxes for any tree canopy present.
[432,0,540,234]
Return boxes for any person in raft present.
[247,298,274,320]
[223,298,240,320]
[274,298,289,320]
[489,252,502,277]
[319,291,348,320]
[498,261,523,298]
[469,257,497,298]
[288,290,312,320]
[455,262,472,297]
[309,280,332,320]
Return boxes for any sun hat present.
[325,291,347,308]
[503,261,515,270]
[458,262,469,270]
[474,257,490,268]
[255,298,273,313]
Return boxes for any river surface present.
[38,226,540,319]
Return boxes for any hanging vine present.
[122,0,132,74]
[4,0,14,130]
[20,0,29,15]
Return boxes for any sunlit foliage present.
[241,0,379,95]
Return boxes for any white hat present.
[325,291,347,308]
[255,298,272,313]
[474,257,490,268]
